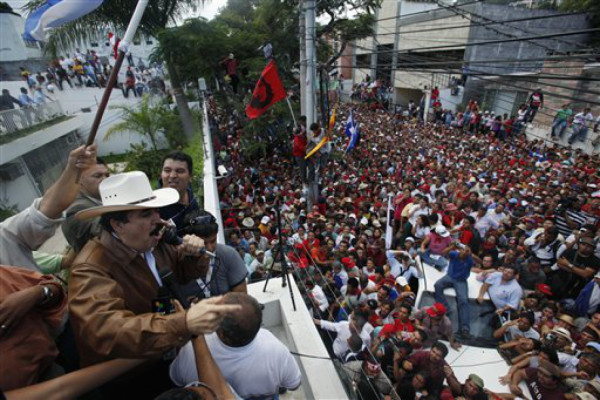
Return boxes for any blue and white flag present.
[344,111,360,153]
[24,0,104,42]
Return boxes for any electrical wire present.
[433,0,594,55]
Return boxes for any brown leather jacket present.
[69,231,202,366]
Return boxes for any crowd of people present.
[2,76,600,399]
[209,96,600,399]
[18,49,166,96]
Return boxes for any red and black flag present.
[245,60,286,120]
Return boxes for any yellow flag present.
[305,109,336,160]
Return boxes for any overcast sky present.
[5,0,227,21]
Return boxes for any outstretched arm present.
[190,334,235,399]
[39,144,97,219]
[5,358,145,400]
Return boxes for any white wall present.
[0,13,44,62]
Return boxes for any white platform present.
[247,276,348,400]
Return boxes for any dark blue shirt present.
[447,250,473,281]
[159,185,199,228]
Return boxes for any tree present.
[0,2,20,15]
[104,95,167,150]
[314,0,380,72]
[23,0,201,138]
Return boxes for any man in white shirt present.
[170,293,301,399]
[314,312,372,359]
[569,108,594,145]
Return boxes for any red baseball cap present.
[536,283,553,296]
[426,302,447,318]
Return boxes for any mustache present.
[150,220,171,237]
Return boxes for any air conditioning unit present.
[0,163,24,181]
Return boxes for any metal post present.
[305,0,316,126]
[299,0,307,116]
[391,0,402,109]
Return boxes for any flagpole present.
[285,96,297,127]
[77,0,150,181]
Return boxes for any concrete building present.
[351,0,591,113]
[0,9,46,81]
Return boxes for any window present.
[90,42,99,47]
[145,40,153,45]
[23,40,38,49]
[133,40,141,46]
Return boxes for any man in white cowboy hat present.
[68,171,241,370]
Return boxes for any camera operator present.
[524,226,564,273]
[541,327,579,374]
[174,210,248,300]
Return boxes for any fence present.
[0,101,65,136]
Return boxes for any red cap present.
[536,283,553,296]
[426,302,447,318]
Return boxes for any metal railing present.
[0,101,65,136]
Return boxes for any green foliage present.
[104,95,183,150]
[182,130,205,193]
[0,205,17,222]
[124,143,169,184]
[0,2,20,15]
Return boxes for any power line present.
[352,28,600,56]
[434,0,594,54]
[353,11,589,38]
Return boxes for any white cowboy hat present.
[242,217,255,228]
[76,171,179,220]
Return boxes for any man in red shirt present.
[378,302,414,338]
[292,116,308,184]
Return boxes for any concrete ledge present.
[247,276,347,400]
[0,115,83,164]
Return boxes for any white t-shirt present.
[170,330,301,399]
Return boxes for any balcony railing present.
[0,101,65,136]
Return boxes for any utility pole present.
[299,0,307,116]
[305,0,316,127]
[369,7,379,80]
[391,0,402,110]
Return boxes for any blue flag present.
[24,0,104,42]
[345,111,360,153]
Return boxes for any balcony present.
[0,101,71,145]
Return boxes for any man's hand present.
[68,144,97,173]
[450,340,462,351]
[401,360,413,371]
[476,295,484,304]
[185,296,241,336]
[179,234,206,256]
[0,285,43,336]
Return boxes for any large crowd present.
[1,80,600,400]
[211,96,600,399]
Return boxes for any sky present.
[5,0,227,21]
